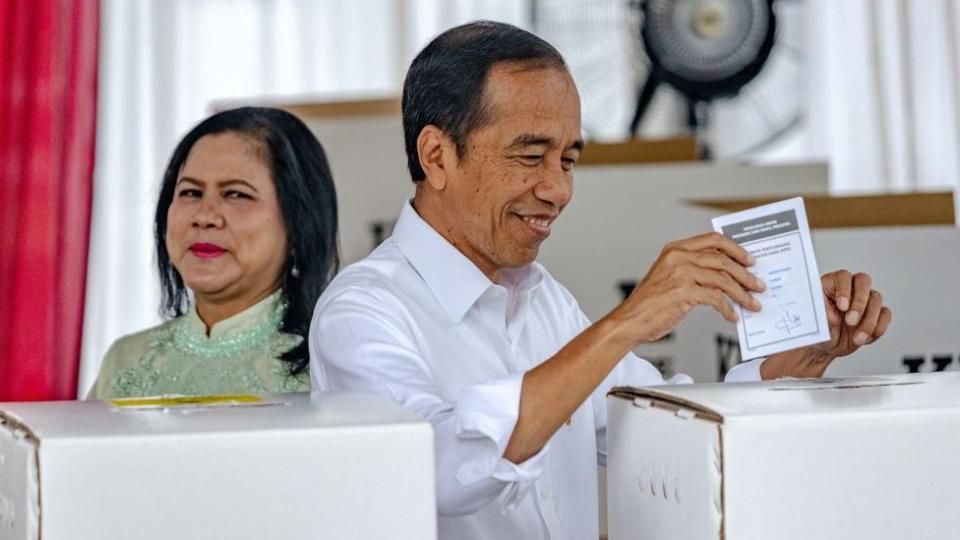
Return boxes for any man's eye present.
[561,157,577,171]
[520,155,542,165]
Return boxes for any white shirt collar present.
[392,200,543,323]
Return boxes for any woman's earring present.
[290,251,300,278]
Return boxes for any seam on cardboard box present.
[0,411,42,539]
[717,424,725,540]
[609,386,724,422]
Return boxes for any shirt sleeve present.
[309,288,549,516]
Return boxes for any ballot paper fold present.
[712,197,830,360]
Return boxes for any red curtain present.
[0,0,99,400]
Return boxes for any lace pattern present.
[109,296,307,397]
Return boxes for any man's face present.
[441,64,582,280]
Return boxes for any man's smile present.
[514,212,557,238]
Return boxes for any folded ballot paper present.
[712,197,830,360]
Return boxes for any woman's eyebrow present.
[218,178,259,193]
[175,177,259,193]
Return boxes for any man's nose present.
[534,166,572,208]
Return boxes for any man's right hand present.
[607,232,766,346]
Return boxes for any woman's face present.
[165,132,288,311]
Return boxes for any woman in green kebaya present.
[90,107,339,398]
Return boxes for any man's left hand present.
[761,269,893,379]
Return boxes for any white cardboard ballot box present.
[606,372,960,540]
[0,392,436,540]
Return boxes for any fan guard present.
[532,0,804,159]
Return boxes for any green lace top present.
[89,290,309,399]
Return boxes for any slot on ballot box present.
[0,393,436,540]
[606,372,960,540]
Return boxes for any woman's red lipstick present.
[189,242,226,258]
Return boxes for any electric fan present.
[532,0,805,158]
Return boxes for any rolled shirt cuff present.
[454,372,550,510]
[724,357,766,382]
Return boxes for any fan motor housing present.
[640,0,778,101]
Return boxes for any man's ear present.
[417,125,456,191]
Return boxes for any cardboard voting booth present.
[606,372,960,540]
[0,393,436,540]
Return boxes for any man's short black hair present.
[402,20,567,182]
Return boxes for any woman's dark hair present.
[402,20,567,182]
[155,106,339,375]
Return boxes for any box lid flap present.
[0,392,426,441]
[610,372,960,419]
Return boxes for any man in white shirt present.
[310,21,891,539]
